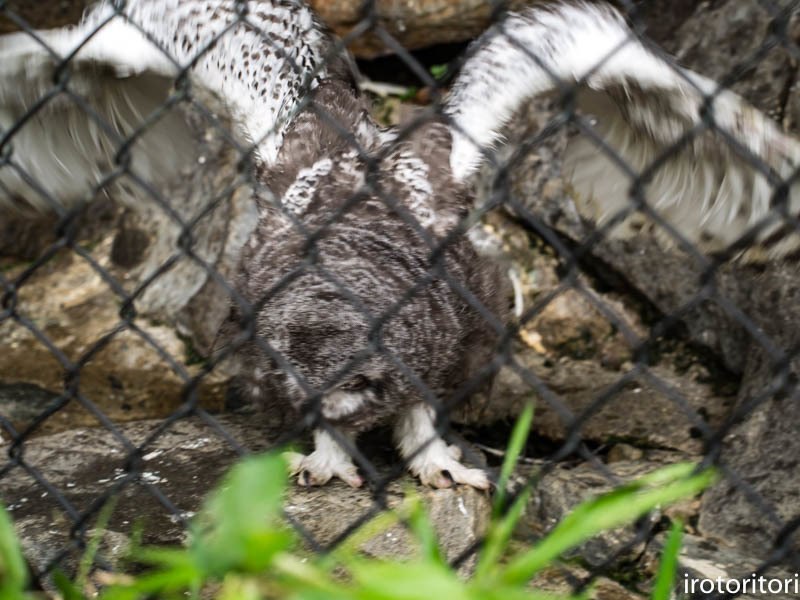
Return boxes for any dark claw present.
[442,469,454,486]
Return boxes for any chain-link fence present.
[1,0,800,597]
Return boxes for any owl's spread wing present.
[0,0,331,213]
[447,2,800,258]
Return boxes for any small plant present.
[429,64,448,80]
[0,405,713,599]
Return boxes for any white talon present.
[416,455,490,489]
[284,430,363,488]
[394,404,490,490]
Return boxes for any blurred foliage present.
[0,406,713,599]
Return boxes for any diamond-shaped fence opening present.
[2,0,800,597]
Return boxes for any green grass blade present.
[429,64,448,80]
[192,452,292,575]
[474,486,532,582]
[651,519,684,600]
[218,574,261,600]
[0,502,28,597]
[494,402,534,520]
[271,552,349,597]
[501,464,715,585]
[350,560,467,600]
[53,570,86,600]
[325,507,402,569]
[76,496,118,591]
[407,493,444,566]
[474,586,590,600]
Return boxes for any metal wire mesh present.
[1,0,800,597]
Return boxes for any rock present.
[606,443,644,464]
[0,382,61,435]
[647,0,800,135]
[308,0,530,58]
[530,565,646,599]
[643,532,800,600]
[4,417,253,575]
[0,103,254,436]
[1,415,490,579]
[523,287,644,367]
[0,1,95,34]
[472,1,800,562]
[698,325,800,561]
[496,125,800,563]
[514,451,699,569]
[0,0,512,59]
[589,577,646,600]
[457,346,734,455]
[120,108,258,353]
[0,401,747,599]
[0,239,229,436]
[287,478,490,574]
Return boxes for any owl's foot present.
[394,403,491,490]
[410,445,491,489]
[284,429,363,488]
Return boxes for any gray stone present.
[1,415,490,579]
[0,246,230,437]
[644,532,800,600]
[0,1,95,35]
[0,107,248,436]
[607,443,644,464]
[528,565,646,599]
[698,317,800,562]
[651,0,800,135]
[499,138,800,565]
[514,451,699,569]
[0,382,61,435]
[473,0,800,563]
[308,0,531,58]
[287,477,490,575]
[457,346,734,455]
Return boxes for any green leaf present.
[191,453,293,575]
[651,519,684,600]
[97,587,141,600]
[398,86,419,102]
[351,560,467,600]
[474,402,535,582]
[77,496,118,591]
[0,502,28,598]
[501,464,716,585]
[53,570,86,600]
[474,487,532,582]
[326,507,402,569]
[407,493,443,566]
[218,574,261,600]
[271,552,348,598]
[294,591,353,600]
[98,564,200,600]
[429,64,448,80]
[472,585,589,600]
[132,546,198,568]
[494,402,534,519]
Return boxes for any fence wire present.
[1,0,800,598]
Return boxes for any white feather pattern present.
[0,0,329,213]
[447,2,800,258]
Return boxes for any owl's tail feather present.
[446,2,800,259]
